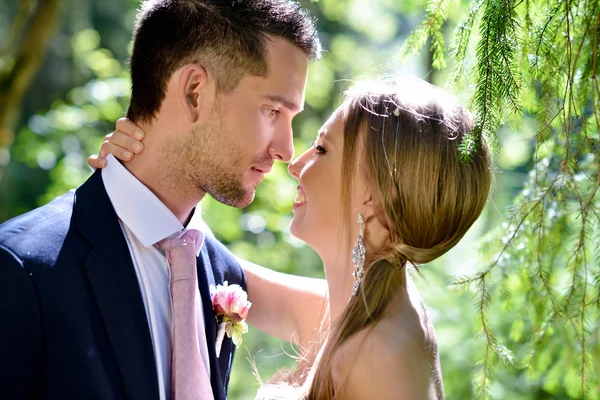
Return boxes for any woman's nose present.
[287,155,303,179]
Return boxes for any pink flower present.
[211,282,251,322]
[210,282,252,350]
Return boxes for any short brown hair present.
[127,0,321,123]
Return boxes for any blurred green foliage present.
[1,0,596,399]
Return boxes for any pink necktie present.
[159,229,214,400]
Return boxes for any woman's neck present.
[322,217,391,325]
[323,252,354,326]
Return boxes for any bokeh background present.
[0,0,593,399]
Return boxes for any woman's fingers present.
[88,154,107,170]
[86,134,139,170]
[115,117,144,140]
[100,138,135,162]
[87,119,145,170]
[104,131,144,155]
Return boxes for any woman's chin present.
[290,218,328,257]
[289,218,301,239]
[289,217,311,243]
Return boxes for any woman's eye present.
[312,141,327,155]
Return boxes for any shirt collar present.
[101,154,205,255]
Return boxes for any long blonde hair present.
[261,79,493,399]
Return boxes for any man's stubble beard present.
[157,113,254,209]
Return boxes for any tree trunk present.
[0,0,66,147]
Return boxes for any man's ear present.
[178,64,214,123]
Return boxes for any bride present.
[90,78,492,399]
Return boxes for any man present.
[0,1,322,399]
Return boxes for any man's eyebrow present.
[260,94,303,113]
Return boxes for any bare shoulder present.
[331,297,444,399]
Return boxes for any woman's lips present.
[293,186,307,209]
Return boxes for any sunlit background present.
[0,0,545,398]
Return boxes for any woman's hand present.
[88,118,146,169]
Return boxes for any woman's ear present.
[361,194,378,222]
[361,194,393,247]
[178,64,214,123]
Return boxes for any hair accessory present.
[392,108,400,178]
[382,106,402,180]
[382,112,394,180]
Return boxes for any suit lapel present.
[197,246,227,400]
[76,170,159,400]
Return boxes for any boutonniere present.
[210,281,252,357]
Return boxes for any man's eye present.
[264,108,280,117]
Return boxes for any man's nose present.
[268,124,294,162]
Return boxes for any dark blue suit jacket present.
[0,170,245,400]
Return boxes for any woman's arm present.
[238,258,328,350]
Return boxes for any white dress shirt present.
[101,154,212,400]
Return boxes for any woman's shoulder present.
[331,295,443,399]
[332,314,429,377]
[335,286,439,362]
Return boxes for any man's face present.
[169,37,309,208]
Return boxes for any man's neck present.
[123,154,204,226]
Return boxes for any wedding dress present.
[255,383,302,400]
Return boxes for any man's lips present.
[248,164,273,185]
[251,164,273,174]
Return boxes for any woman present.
[90,78,492,399]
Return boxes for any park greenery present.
[0,0,598,398]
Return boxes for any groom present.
[0,1,320,399]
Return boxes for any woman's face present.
[287,106,366,257]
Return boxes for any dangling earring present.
[352,213,366,296]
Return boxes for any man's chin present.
[210,188,255,209]
[232,192,255,208]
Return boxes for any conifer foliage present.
[404,0,599,397]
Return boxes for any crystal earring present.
[352,213,366,296]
